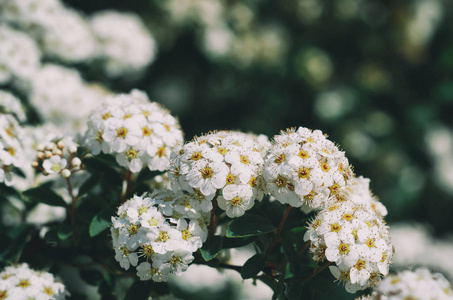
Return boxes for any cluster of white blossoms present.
[304,177,393,293]
[84,90,183,173]
[90,11,157,78]
[264,127,353,210]
[32,136,83,178]
[0,263,68,299]
[359,268,453,300]
[0,0,156,78]
[0,91,26,123]
[0,113,25,186]
[29,64,107,134]
[111,190,208,282]
[0,25,41,86]
[169,131,270,218]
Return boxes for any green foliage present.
[23,186,67,207]
[226,214,277,238]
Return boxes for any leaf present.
[200,236,223,261]
[281,239,300,276]
[23,187,67,207]
[222,236,254,248]
[287,283,305,300]
[291,227,307,233]
[58,223,75,240]
[78,175,100,197]
[226,214,277,238]
[89,210,113,237]
[240,254,265,279]
[124,280,153,300]
[257,275,285,300]
[80,269,104,286]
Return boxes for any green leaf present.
[226,214,277,238]
[222,236,254,248]
[287,283,305,300]
[23,187,67,207]
[58,223,75,240]
[78,175,100,197]
[124,279,153,300]
[282,239,300,276]
[200,236,223,261]
[89,210,113,237]
[291,226,307,233]
[80,269,104,286]
[240,254,265,279]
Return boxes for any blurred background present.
[2,0,453,298]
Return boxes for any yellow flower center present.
[6,147,15,156]
[192,152,202,161]
[164,124,171,132]
[240,155,249,164]
[217,147,227,155]
[200,167,213,179]
[275,175,287,188]
[138,206,148,215]
[231,196,242,206]
[128,224,139,235]
[182,229,192,240]
[170,256,182,265]
[226,173,235,184]
[329,183,340,194]
[249,177,257,187]
[338,163,344,172]
[143,244,154,258]
[117,127,128,138]
[157,231,169,242]
[157,147,165,157]
[142,126,152,136]
[343,213,353,221]
[142,110,150,117]
[366,238,375,248]
[355,260,365,270]
[148,218,158,226]
[331,223,341,232]
[126,149,138,159]
[44,287,53,296]
[0,291,6,299]
[123,114,132,119]
[298,167,310,178]
[298,150,309,159]
[102,112,111,120]
[275,154,285,164]
[17,279,30,288]
[321,162,330,172]
[338,243,349,254]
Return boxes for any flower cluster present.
[0,113,25,186]
[0,91,26,123]
[169,131,270,217]
[304,177,393,293]
[0,25,41,86]
[90,11,157,78]
[84,90,183,173]
[0,263,68,299]
[29,64,106,134]
[264,127,353,210]
[111,191,208,282]
[359,268,453,300]
[32,136,83,178]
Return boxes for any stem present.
[301,261,332,283]
[298,240,310,254]
[218,262,242,273]
[65,177,77,225]
[264,205,292,258]
[208,190,219,238]
[121,170,133,202]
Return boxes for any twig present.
[301,261,332,283]
[208,190,220,238]
[264,205,292,258]
[121,170,133,202]
[65,177,77,225]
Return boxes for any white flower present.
[264,127,353,209]
[42,155,67,174]
[217,184,254,218]
[0,263,69,299]
[111,191,209,282]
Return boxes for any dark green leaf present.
[240,254,265,279]
[291,227,307,233]
[226,214,277,238]
[222,236,254,248]
[287,282,305,300]
[89,210,113,237]
[124,279,153,300]
[257,275,285,300]
[200,235,223,261]
[80,268,104,286]
[58,223,75,240]
[282,239,300,276]
[78,175,100,197]
[23,187,67,207]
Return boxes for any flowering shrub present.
[1,0,452,299]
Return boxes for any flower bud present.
[61,169,71,178]
[71,157,81,167]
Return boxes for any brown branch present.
[264,205,292,258]
[301,261,332,283]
